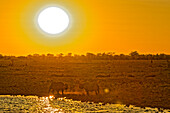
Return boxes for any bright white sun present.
[37,7,70,35]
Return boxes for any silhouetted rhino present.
[49,82,68,95]
[79,82,99,95]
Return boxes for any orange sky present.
[0,0,170,56]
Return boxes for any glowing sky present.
[0,0,170,55]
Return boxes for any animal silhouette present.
[49,82,68,95]
[79,82,99,95]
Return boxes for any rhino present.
[49,82,68,95]
[79,82,99,95]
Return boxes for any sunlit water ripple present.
[0,95,169,113]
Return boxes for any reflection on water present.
[40,96,63,113]
[0,95,169,113]
[0,95,63,113]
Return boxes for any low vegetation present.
[0,52,170,109]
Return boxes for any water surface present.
[0,95,169,112]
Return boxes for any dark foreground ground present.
[0,59,169,109]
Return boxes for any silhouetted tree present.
[120,54,125,60]
[57,53,64,58]
[146,54,153,60]
[18,56,26,59]
[160,53,166,60]
[40,54,46,59]
[106,52,115,60]
[129,51,139,56]
[96,53,102,60]
[129,51,139,59]
[27,54,32,59]
[33,54,40,57]
[1,52,170,61]
[86,53,96,59]
[47,53,54,58]
[67,53,72,57]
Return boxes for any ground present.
[0,58,169,109]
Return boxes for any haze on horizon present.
[0,0,170,56]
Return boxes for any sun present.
[37,6,70,35]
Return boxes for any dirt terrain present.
[0,58,169,109]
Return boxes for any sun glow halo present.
[37,7,70,35]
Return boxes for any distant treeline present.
[0,51,170,60]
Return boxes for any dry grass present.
[0,59,169,109]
